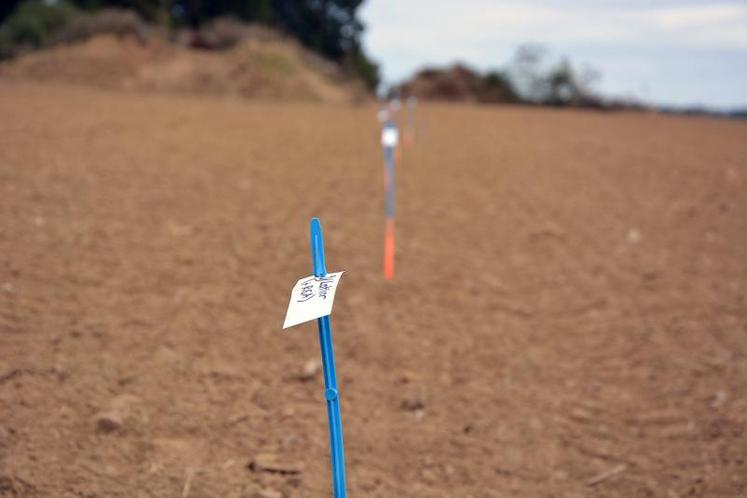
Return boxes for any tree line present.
[397,44,605,108]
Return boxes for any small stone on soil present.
[95,411,123,433]
[297,359,321,381]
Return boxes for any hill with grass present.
[0,2,376,103]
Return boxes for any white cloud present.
[363,0,747,50]
[649,3,747,29]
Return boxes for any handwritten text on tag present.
[283,272,344,329]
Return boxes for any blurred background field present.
[1,2,746,497]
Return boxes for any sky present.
[359,0,747,109]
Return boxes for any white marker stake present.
[283,272,345,329]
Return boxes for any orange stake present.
[384,219,395,280]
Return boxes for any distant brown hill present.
[398,63,518,103]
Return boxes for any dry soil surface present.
[1,81,746,497]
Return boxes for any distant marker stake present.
[381,120,399,280]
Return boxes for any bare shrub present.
[192,17,247,50]
[192,17,284,50]
[53,9,151,45]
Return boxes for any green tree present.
[170,0,378,89]
[482,70,519,103]
[70,0,166,22]
[0,1,25,24]
[1,0,78,48]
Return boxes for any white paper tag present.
[381,127,399,147]
[282,272,345,329]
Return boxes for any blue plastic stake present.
[310,218,347,498]
[384,141,395,218]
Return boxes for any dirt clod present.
[297,358,321,381]
[94,411,124,433]
[248,454,303,475]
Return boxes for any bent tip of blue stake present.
[311,217,322,239]
[310,217,327,277]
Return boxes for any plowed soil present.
[1,81,746,498]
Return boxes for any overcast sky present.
[359,0,747,109]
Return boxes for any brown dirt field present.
[1,81,746,498]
